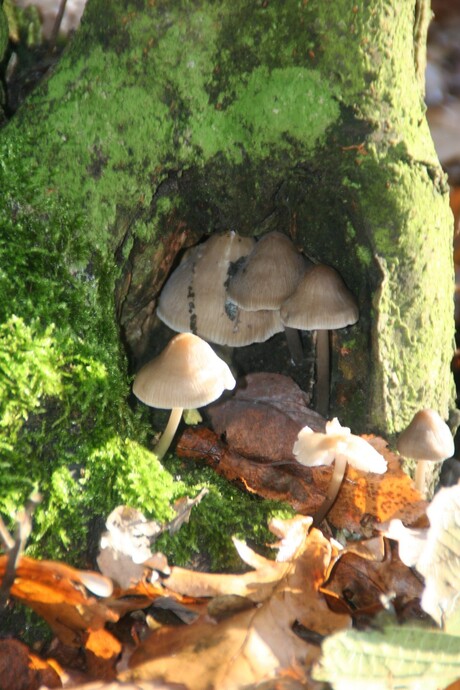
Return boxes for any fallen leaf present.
[97,506,162,589]
[83,628,122,681]
[312,614,460,690]
[122,516,350,690]
[207,372,325,463]
[321,537,424,619]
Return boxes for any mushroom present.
[280,264,359,417]
[157,231,283,346]
[133,332,236,460]
[293,417,387,526]
[226,231,309,363]
[396,409,454,497]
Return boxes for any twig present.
[0,492,42,609]
[49,0,68,51]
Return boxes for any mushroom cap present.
[133,333,236,409]
[157,231,283,346]
[280,264,359,330]
[227,231,308,310]
[396,409,454,461]
[293,418,387,473]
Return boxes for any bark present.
[0,0,455,543]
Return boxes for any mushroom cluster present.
[155,230,359,418]
[156,231,283,347]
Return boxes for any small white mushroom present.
[133,333,236,460]
[293,418,387,526]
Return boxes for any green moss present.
[356,244,372,268]
[158,458,295,571]
[0,6,8,60]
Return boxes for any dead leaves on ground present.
[0,373,455,688]
[124,517,350,690]
[1,502,450,690]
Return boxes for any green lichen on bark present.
[308,0,455,433]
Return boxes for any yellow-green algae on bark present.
[0,0,455,567]
[311,0,455,433]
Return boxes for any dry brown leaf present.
[207,372,325,464]
[84,628,123,681]
[177,428,427,531]
[321,537,424,619]
[122,516,350,690]
[65,681,187,689]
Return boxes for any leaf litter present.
[0,373,459,690]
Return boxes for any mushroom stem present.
[284,326,303,364]
[414,459,428,496]
[153,407,184,461]
[312,454,348,527]
[283,325,303,365]
[315,329,330,417]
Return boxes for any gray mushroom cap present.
[157,231,283,346]
[397,409,454,461]
[280,264,359,330]
[227,231,308,310]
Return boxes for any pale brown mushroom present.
[157,231,283,346]
[396,409,454,497]
[280,264,359,417]
[133,333,236,460]
[227,231,309,363]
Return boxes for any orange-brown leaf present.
[177,429,427,531]
[0,639,62,690]
[0,556,119,646]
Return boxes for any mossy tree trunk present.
[0,0,455,557]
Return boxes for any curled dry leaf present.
[97,506,162,589]
[383,484,460,625]
[122,516,350,690]
[207,372,325,463]
[0,555,118,646]
[321,536,424,619]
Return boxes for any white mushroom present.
[293,418,387,526]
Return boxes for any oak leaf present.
[122,516,350,690]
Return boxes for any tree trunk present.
[0,0,455,555]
